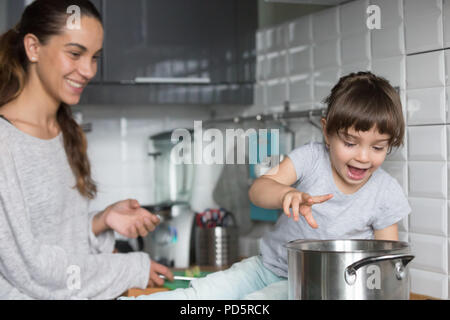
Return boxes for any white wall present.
[79,104,211,212]
[249,0,450,299]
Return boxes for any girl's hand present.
[282,191,333,228]
[148,260,174,287]
[103,199,160,238]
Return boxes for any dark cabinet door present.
[102,0,239,84]
[236,0,257,83]
[103,0,145,82]
[80,0,257,105]
[89,0,103,83]
[203,0,237,84]
[5,0,25,30]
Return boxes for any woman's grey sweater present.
[0,116,150,299]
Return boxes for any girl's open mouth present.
[347,165,368,180]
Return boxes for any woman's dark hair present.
[0,0,102,199]
[323,71,405,152]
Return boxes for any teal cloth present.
[163,271,212,290]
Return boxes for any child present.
[124,71,411,300]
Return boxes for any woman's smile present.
[65,78,86,94]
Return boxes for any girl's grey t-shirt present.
[260,142,411,278]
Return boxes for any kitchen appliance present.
[142,131,196,268]
[142,202,195,268]
[285,239,414,300]
[149,130,194,203]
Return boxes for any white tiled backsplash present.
[253,0,450,299]
[80,104,210,212]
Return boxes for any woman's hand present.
[103,199,160,238]
[148,260,174,287]
[282,191,333,228]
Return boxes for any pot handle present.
[344,253,415,286]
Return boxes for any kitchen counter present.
[123,265,439,299]
[124,289,439,299]
[409,293,440,300]
[122,259,441,300]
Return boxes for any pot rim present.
[284,239,410,253]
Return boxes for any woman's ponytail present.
[57,104,97,199]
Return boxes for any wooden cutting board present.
[125,287,170,297]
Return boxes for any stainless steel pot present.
[285,239,414,300]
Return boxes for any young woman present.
[0,0,173,299]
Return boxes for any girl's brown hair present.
[323,71,405,152]
[0,0,102,199]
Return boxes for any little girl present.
[125,71,411,300]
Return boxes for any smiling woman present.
[0,0,172,300]
[0,0,103,196]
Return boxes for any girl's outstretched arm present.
[248,157,299,209]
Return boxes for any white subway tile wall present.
[313,67,340,103]
[370,0,403,26]
[371,55,405,89]
[340,32,371,65]
[404,0,443,54]
[312,7,340,43]
[340,0,369,35]
[83,105,210,213]
[371,24,405,59]
[407,87,446,125]
[406,50,445,89]
[313,38,341,71]
[444,0,450,47]
[288,15,313,47]
[408,126,446,161]
[253,0,450,298]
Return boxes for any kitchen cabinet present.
[79,0,257,105]
[0,1,7,34]
[4,0,25,31]
[102,0,254,84]
[90,0,102,83]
